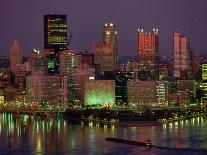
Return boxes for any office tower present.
[44,14,68,52]
[115,71,134,104]
[103,22,118,67]
[201,64,207,102]
[28,49,47,74]
[26,71,67,107]
[173,32,191,79]
[137,29,159,80]
[59,50,95,105]
[103,22,118,46]
[128,80,157,105]
[103,22,117,43]
[44,14,68,74]
[93,42,116,73]
[10,40,22,73]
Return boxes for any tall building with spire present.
[137,28,159,80]
[10,40,22,73]
[173,32,191,79]
[44,14,68,74]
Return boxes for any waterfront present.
[0,113,207,155]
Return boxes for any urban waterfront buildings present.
[1,14,207,108]
[137,29,159,80]
[26,71,67,107]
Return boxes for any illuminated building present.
[156,81,168,106]
[44,14,68,52]
[168,91,188,106]
[15,64,29,94]
[10,40,22,73]
[84,80,115,106]
[26,71,67,107]
[93,42,116,73]
[103,22,118,63]
[201,64,207,101]
[59,50,95,104]
[137,28,159,80]
[44,14,68,74]
[28,49,47,74]
[173,32,191,79]
[159,64,169,80]
[0,89,4,107]
[75,52,94,68]
[115,71,134,104]
[167,80,196,105]
[202,64,207,80]
[128,80,157,105]
[128,80,168,106]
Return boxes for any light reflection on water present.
[0,113,207,155]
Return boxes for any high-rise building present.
[103,22,118,47]
[44,14,68,52]
[93,42,116,73]
[44,14,68,74]
[10,40,22,73]
[137,29,159,80]
[26,71,67,107]
[173,32,191,79]
[103,22,118,64]
[115,71,134,104]
[59,50,95,105]
[201,64,207,102]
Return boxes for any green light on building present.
[84,80,115,106]
[202,64,207,80]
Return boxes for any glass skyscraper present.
[44,14,68,74]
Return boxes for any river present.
[0,113,207,155]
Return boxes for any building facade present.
[10,40,22,73]
[137,29,159,80]
[93,42,116,73]
[26,71,67,107]
[84,80,115,106]
[173,32,191,79]
[44,14,68,74]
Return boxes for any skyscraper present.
[103,22,118,45]
[103,22,118,68]
[44,14,68,74]
[173,32,191,79]
[10,40,22,73]
[93,42,116,73]
[44,14,68,52]
[137,29,159,80]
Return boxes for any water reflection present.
[0,113,207,155]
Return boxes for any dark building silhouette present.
[44,14,68,74]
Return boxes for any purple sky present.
[1,0,207,56]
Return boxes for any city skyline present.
[1,0,207,56]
